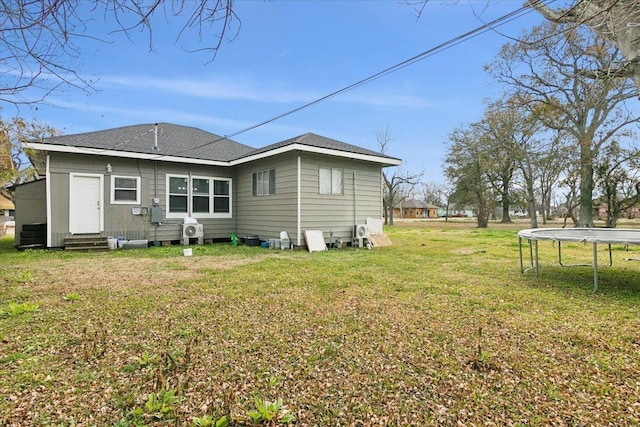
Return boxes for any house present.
[16,123,401,249]
[392,200,439,219]
[0,194,14,218]
[594,204,640,220]
[437,206,474,218]
[0,194,15,234]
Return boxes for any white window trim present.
[253,169,276,196]
[167,174,189,219]
[110,175,141,205]
[319,167,343,196]
[166,174,232,219]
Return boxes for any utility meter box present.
[150,207,163,224]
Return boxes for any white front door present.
[69,174,103,234]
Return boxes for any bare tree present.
[439,181,456,222]
[1,0,238,105]
[410,0,640,95]
[444,124,496,228]
[535,132,573,223]
[559,165,582,227]
[526,0,640,96]
[377,126,422,225]
[593,140,640,227]
[0,117,58,201]
[420,181,445,206]
[487,21,639,227]
[475,99,529,224]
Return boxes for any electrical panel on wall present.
[150,207,163,224]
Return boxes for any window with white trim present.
[319,167,343,195]
[110,176,140,204]
[167,175,232,218]
[252,169,276,196]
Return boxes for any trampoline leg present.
[593,242,598,293]
[534,239,539,280]
[519,237,524,273]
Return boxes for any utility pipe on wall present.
[46,155,51,248]
[154,123,158,150]
[353,170,357,231]
[296,155,301,247]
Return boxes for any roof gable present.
[241,133,392,158]
[235,133,400,165]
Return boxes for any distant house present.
[437,205,474,218]
[0,194,14,218]
[0,194,15,234]
[594,204,640,220]
[392,200,439,219]
[17,123,401,248]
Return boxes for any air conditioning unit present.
[354,224,370,239]
[353,224,371,248]
[182,223,204,245]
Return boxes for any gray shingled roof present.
[401,200,440,209]
[43,123,254,162]
[41,124,399,164]
[235,132,400,162]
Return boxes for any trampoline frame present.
[517,228,640,292]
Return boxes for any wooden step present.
[64,235,109,251]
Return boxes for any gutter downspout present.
[154,161,158,242]
[46,155,51,248]
[353,170,357,237]
[297,155,301,247]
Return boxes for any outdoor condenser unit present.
[182,223,204,245]
[353,224,370,248]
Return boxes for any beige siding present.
[148,161,236,242]
[236,152,384,246]
[47,153,237,246]
[235,153,298,241]
[43,150,385,248]
[299,154,383,245]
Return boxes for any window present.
[167,175,232,218]
[169,176,188,214]
[252,169,276,196]
[111,176,140,204]
[319,167,343,195]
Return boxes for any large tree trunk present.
[476,193,489,228]
[388,205,395,226]
[526,178,538,228]
[577,138,595,227]
[501,180,511,223]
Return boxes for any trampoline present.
[518,228,640,292]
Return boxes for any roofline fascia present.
[24,141,403,167]
[230,143,402,166]
[23,143,229,166]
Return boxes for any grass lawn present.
[1,220,639,426]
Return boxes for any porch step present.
[64,235,109,251]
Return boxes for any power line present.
[169,2,552,156]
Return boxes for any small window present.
[192,178,210,213]
[168,176,188,214]
[252,169,276,196]
[213,179,230,213]
[111,176,140,204]
[319,167,343,195]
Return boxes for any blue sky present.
[11,0,553,183]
